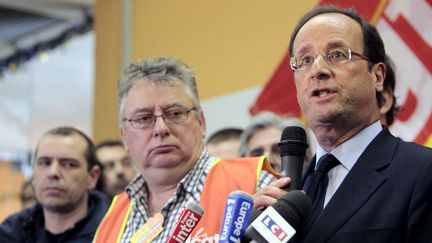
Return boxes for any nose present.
[262,147,273,158]
[114,161,124,175]
[48,160,61,178]
[310,55,331,81]
[152,115,170,137]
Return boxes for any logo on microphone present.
[250,206,296,243]
[219,191,254,242]
[171,211,200,242]
[261,215,289,241]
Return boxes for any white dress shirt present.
[314,121,383,207]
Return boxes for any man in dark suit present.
[253,6,432,243]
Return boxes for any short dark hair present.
[35,126,98,171]
[288,5,386,70]
[378,55,400,125]
[95,139,124,151]
[206,128,243,145]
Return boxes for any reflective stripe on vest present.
[93,192,132,243]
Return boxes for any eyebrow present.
[325,41,348,49]
[294,40,350,56]
[36,156,79,161]
[129,102,188,115]
[163,102,188,110]
[130,107,153,115]
[294,45,312,57]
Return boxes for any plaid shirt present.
[120,149,275,242]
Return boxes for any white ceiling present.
[0,0,94,60]
[0,0,93,20]
[0,0,95,155]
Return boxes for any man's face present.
[246,127,282,172]
[32,134,98,213]
[120,82,206,184]
[96,145,136,197]
[292,13,384,129]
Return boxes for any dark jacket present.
[300,128,432,243]
[0,190,109,243]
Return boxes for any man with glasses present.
[253,6,432,243]
[93,57,278,242]
[240,111,312,173]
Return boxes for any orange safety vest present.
[93,156,279,243]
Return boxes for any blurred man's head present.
[20,179,37,209]
[207,128,243,159]
[32,126,100,213]
[95,140,136,198]
[240,112,310,172]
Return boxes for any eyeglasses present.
[247,143,280,157]
[124,107,196,129]
[290,47,369,71]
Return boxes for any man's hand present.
[253,177,291,209]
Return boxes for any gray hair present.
[239,111,312,161]
[118,56,201,126]
[34,126,97,171]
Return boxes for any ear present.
[197,110,207,138]
[120,126,129,152]
[379,86,394,124]
[372,62,386,93]
[87,165,101,190]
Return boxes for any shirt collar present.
[178,148,212,194]
[315,121,382,170]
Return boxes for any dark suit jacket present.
[300,128,432,243]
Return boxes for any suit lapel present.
[304,128,399,243]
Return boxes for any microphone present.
[219,191,254,243]
[278,126,309,191]
[241,190,311,243]
[167,200,205,243]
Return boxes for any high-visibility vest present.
[93,156,278,243]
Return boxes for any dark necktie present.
[301,154,340,236]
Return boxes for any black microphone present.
[241,190,311,243]
[278,126,309,191]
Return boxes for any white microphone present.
[241,190,311,243]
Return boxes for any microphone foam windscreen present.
[185,200,205,216]
[273,190,311,229]
[279,126,308,156]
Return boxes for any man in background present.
[0,126,109,243]
[19,179,37,209]
[95,139,137,200]
[240,111,312,172]
[206,127,243,159]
